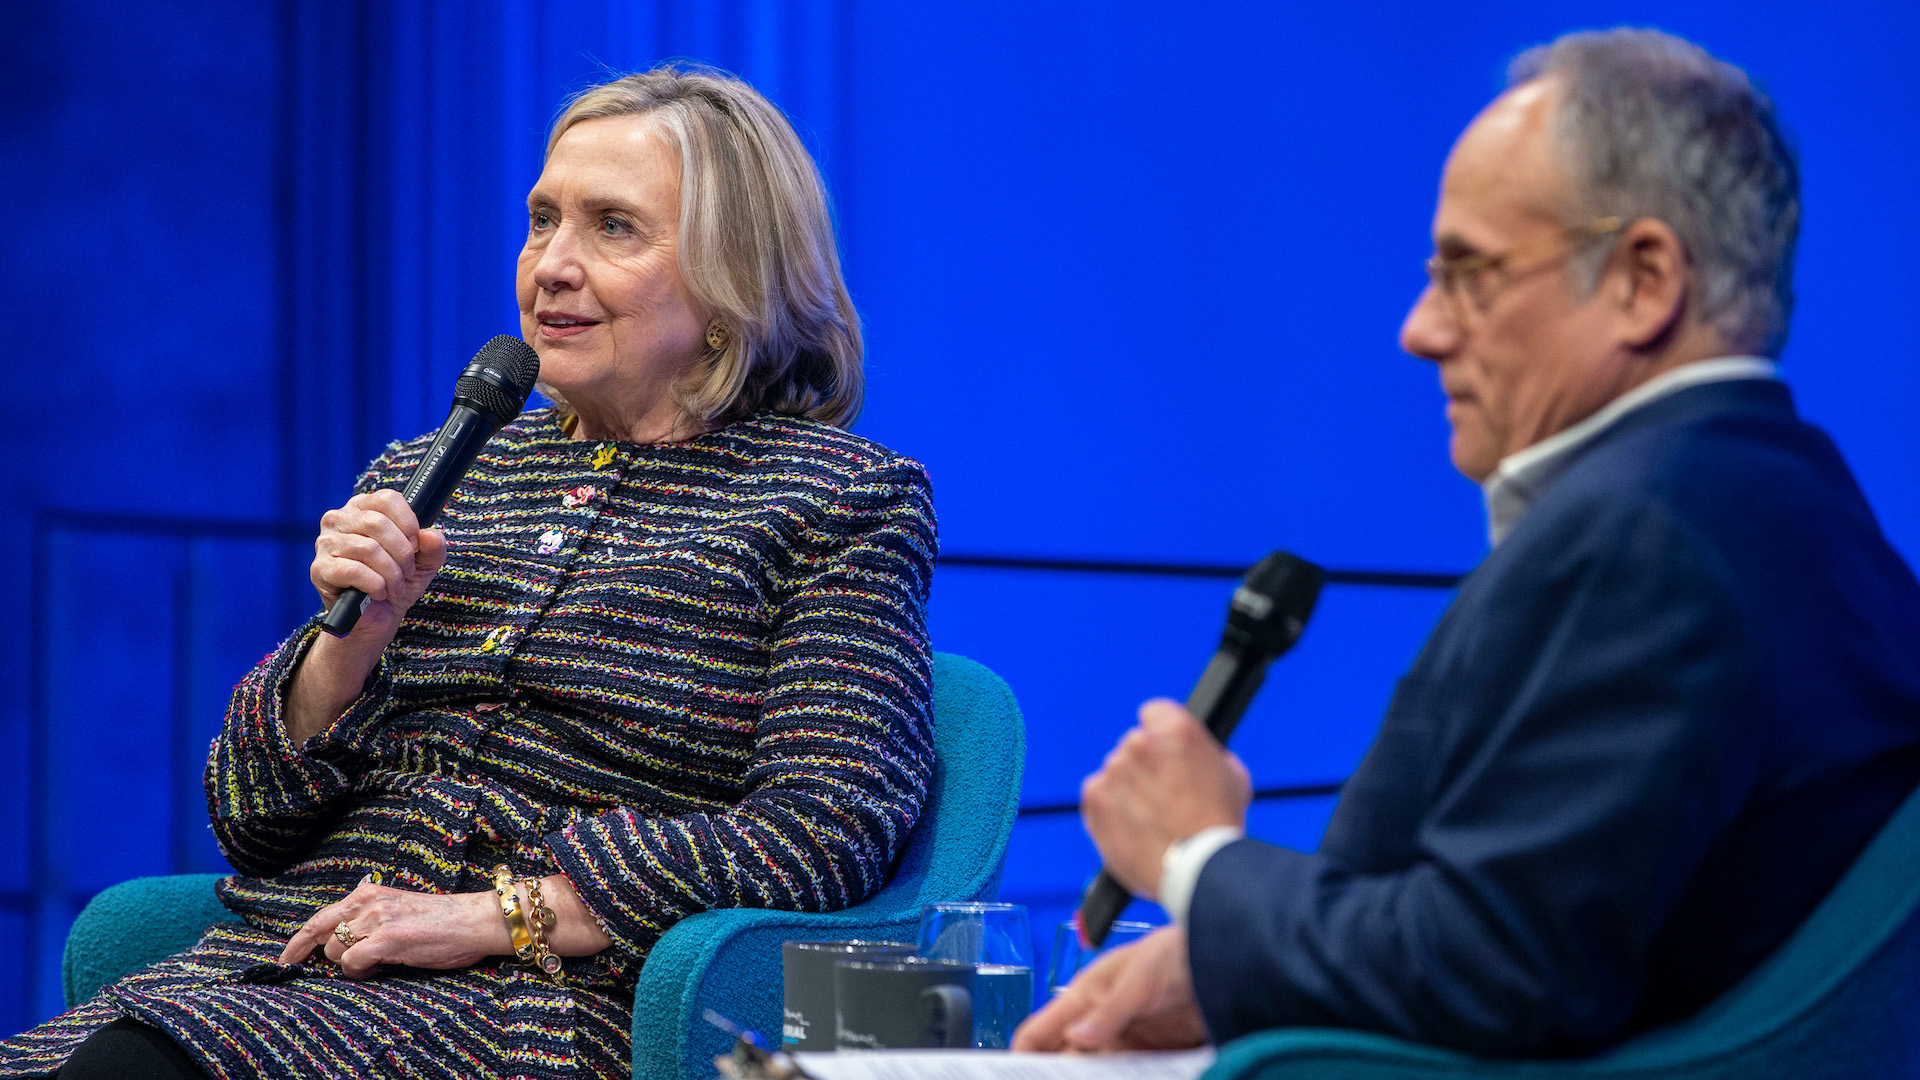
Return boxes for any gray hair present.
[1511,29,1799,356]
[545,64,863,427]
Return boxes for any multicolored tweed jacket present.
[0,408,938,1080]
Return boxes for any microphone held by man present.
[1077,552,1324,949]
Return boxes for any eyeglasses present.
[1424,216,1625,324]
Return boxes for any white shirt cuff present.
[1158,826,1244,928]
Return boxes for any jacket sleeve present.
[543,458,938,958]
[1188,493,1757,1056]
[204,445,408,878]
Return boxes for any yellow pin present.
[591,444,617,470]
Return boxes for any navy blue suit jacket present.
[1188,380,1920,1056]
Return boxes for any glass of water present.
[1046,919,1158,999]
[915,902,1033,1049]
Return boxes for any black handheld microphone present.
[319,335,542,638]
[1076,551,1326,947]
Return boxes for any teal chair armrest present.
[1203,1029,1480,1080]
[62,873,239,1008]
[632,903,931,1080]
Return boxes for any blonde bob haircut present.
[544,64,863,428]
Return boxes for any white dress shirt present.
[1482,356,1778,546]
[1155,355,1781,928]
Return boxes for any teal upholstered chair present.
[63,652,1025,1080]
[1201,778,1920,1080]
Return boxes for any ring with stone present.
[334,920,361,948]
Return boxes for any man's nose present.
[1401,283,1461,362]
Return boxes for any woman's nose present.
[531,225,586,294]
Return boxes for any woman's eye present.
[601,217,630,236]
[530,210,553,230]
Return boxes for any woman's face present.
[517,115,707,433]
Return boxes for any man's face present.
[1400,80,1627,482]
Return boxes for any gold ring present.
[334,920,360,948]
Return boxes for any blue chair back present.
[64,873,237,1008]
[630,651,1025,1078]
[1204,778,1920,1079]
[868,650,1026,910]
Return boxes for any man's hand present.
[1012,926,1208,1052]
[1081,699,1253,896]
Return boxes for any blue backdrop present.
[3,0,1916,1034]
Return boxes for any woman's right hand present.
[311,489,448,635]
[287,491,446,744]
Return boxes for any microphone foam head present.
[454,335,542,425]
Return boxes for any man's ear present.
[1609,218,1692,350]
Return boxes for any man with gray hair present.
[1016,28,1920,1057]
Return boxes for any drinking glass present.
[915,902,1033,1048]
[1046,919,1157,999]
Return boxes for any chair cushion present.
[63,874,239,1008]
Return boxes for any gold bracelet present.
[491,865,534,962]
[520,875,564,982]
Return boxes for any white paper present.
[790,1048,1214,1080]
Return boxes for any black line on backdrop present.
[31,515,1471,591]
[939,552,1464,589]
[1018,780,1344,819]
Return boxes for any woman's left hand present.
[278,880,508,980]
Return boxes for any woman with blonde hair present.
[2,64,935,1080]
